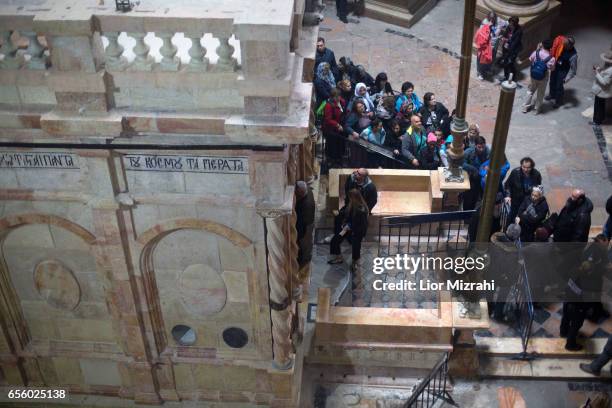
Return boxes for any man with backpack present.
[522,39,555,114]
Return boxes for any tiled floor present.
[475,302,612,340]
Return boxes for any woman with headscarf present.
[314,62,336,108]
[394,100,413,134]
[347,83,375,114]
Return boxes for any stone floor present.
[319,0,612,224]
[305,376,612,407]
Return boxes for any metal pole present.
[476,78,517,242]
[447,0,477,178]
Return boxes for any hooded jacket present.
[553,197,594,243]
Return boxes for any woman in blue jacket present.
[395,81,422,113]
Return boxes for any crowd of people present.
[311,19,612,364]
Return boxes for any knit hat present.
[427,133,437,144]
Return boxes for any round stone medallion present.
[33,260,81,311]
[178,264,227,316]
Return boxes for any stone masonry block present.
[17,85,57,107]
[55,92,108,112]
[80,359,122,386]
[172,364,194,391]
[57,318,116,342]
[222,271,249,303]
[241,41,290,80]
[49,224,90,251]
[47,36,98,73]
[0,85,20,106]
[41,111,123,137]
[3,224,54,249]
[47,71,107,93]
[52,357,84,385]
[193,364,225,390]
[218,237,248,272]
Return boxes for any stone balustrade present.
[0,0,314,145]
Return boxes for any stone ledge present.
[40,111,123,137]
[47,71,107,93]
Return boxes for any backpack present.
[530,50,552,80]
[315,100,327,127]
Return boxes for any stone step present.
[477,337,612,379]
[364,0,438,28]
[479,355,612,380]
[476,337,609,358]
[364,1,415,28]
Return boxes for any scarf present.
[354,82,375,112]
[316,62,336,89]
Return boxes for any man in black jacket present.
[315,38,339,79]
[553,189,593,243]
[295,181,316,269]
[504,157,542,221]
[500,16,522,82]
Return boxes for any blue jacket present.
[463,145,491,176]
[479,159,510,190]
[360,126,386,146]
[395,93,422,114]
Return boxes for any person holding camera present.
[591,46,612,126]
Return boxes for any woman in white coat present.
[592,47,612,126]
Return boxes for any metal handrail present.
[511,240,537,361]
[404,352,456,407]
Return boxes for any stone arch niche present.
[137,218,259,356]
[0,214,102,372]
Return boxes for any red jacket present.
[475,24,492,64]
[323,97,345,135]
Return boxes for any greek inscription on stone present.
[124,154,248,174]
[0,151,79,169]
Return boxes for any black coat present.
[517,196,549,242]
[345,206,369,239]
[418,102,449,132]
[419,146,442,170]
[295,189,315,240]
[504,167,542,210]
[553,197,594,243]
[503,26,523,60]
[344,174,378,213]
[314,77,332,108]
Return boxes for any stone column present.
[476,0,561,68]
[483,0,549,17]
[260,212,294,370]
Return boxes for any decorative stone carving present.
[22,32,46,70]
[0,31,20,69]
[265,216,293,370]
[215,35,237,72]
[127,32,154,71]
[157,32,180,71]
[178,264,227,316]
[103,32,128,71]
[187,34,208,72]
[33,260,81,311]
